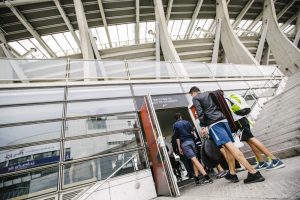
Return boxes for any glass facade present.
[0,59,284,199]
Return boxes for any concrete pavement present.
[155,156,300,200]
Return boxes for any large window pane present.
[65,113,138,137]
[0,104,63,125]
[218,81,249,90]
[0,122,61,147]
[208,63,241,77]
[0,143,61,174]
[127,61,176,78]
[181,82,220,93]
[133,84,182,96]
[67,85,132,100]
[63,149,147,187]
[0,166,58,199]
[65,130,141,160]
[0,88,64,106]
[182,62,212,77]
[235,65,264,77]
[66,99,135,118]
[69,60,127,79]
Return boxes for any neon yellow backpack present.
[226,93,251,116]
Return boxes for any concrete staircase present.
[241,70,300,160]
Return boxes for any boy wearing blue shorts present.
[189,86,265,184]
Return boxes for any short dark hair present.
[189,86,200,94]
[174,113,181,121]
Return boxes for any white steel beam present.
[53,0,81,49]
[184,0,203,39]
[154,0,188,78]
[277,0,296,19]
[166,0,173,24]
[232,0,255,28]
[155,21,160,62]
[263,0,300,75]
[255,19,269,63]
[0,0,51,8]
[88,30,101,60]
[280,13,297,31]
[97,0,112,48]
[5,1,57,58]
[243,0,295,36]
[73,0,93,59]
[73,0,97,80]
[211,18,221,63]
[135,0,140,44]
[216,0,258,64]
[294,8,300,46]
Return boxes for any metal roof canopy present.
[0,0,298,42]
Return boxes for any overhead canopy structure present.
[0,0,298,59]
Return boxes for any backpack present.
[226,93,251,116]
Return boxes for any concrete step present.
[254,104,300,124]
[253,113,300,134]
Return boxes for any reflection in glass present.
[64,129,141,160]
[66,99,135,118]
[67,85,132,100]
[0,143,65,174]
[133,84,182,96]
[65,113,138,137]
[0,166,58,200]
[0,88,64,106]
[127,61,175,78]
[0,104,63,125]
[63,150,147,187]
[0,122,61,147]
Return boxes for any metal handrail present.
[74,153,137,200]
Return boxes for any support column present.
[73,0,97,79]
[153,0,188,77]
[263,0,300,75]
[216,0,258,64]
[255,20,269,64]
[135,0,140,44]
[211,19,221,63]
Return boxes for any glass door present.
[140,94,180,197]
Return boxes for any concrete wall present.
[241,70,300,161]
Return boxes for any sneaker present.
[216,170,228,179]
[255,161,269,171]
[244,171,265,184]
[225,172,239,183]
[266,159,285,171]
[201,178,213,184]
[195,176,200,185]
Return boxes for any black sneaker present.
[244,171,265,184]
[195,176,200,185]
[225,172,239,183]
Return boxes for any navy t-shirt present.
[173,120,194,144]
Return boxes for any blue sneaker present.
[254,161,269,170]
[266,159,285,171]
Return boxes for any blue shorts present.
[209,122,234,147]
[181,140,196,159]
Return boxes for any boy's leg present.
[247,141,264,161]
[224,142,256,173]
[248,138,274,159]
[190,157,207,176]
[223,146,236,175]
